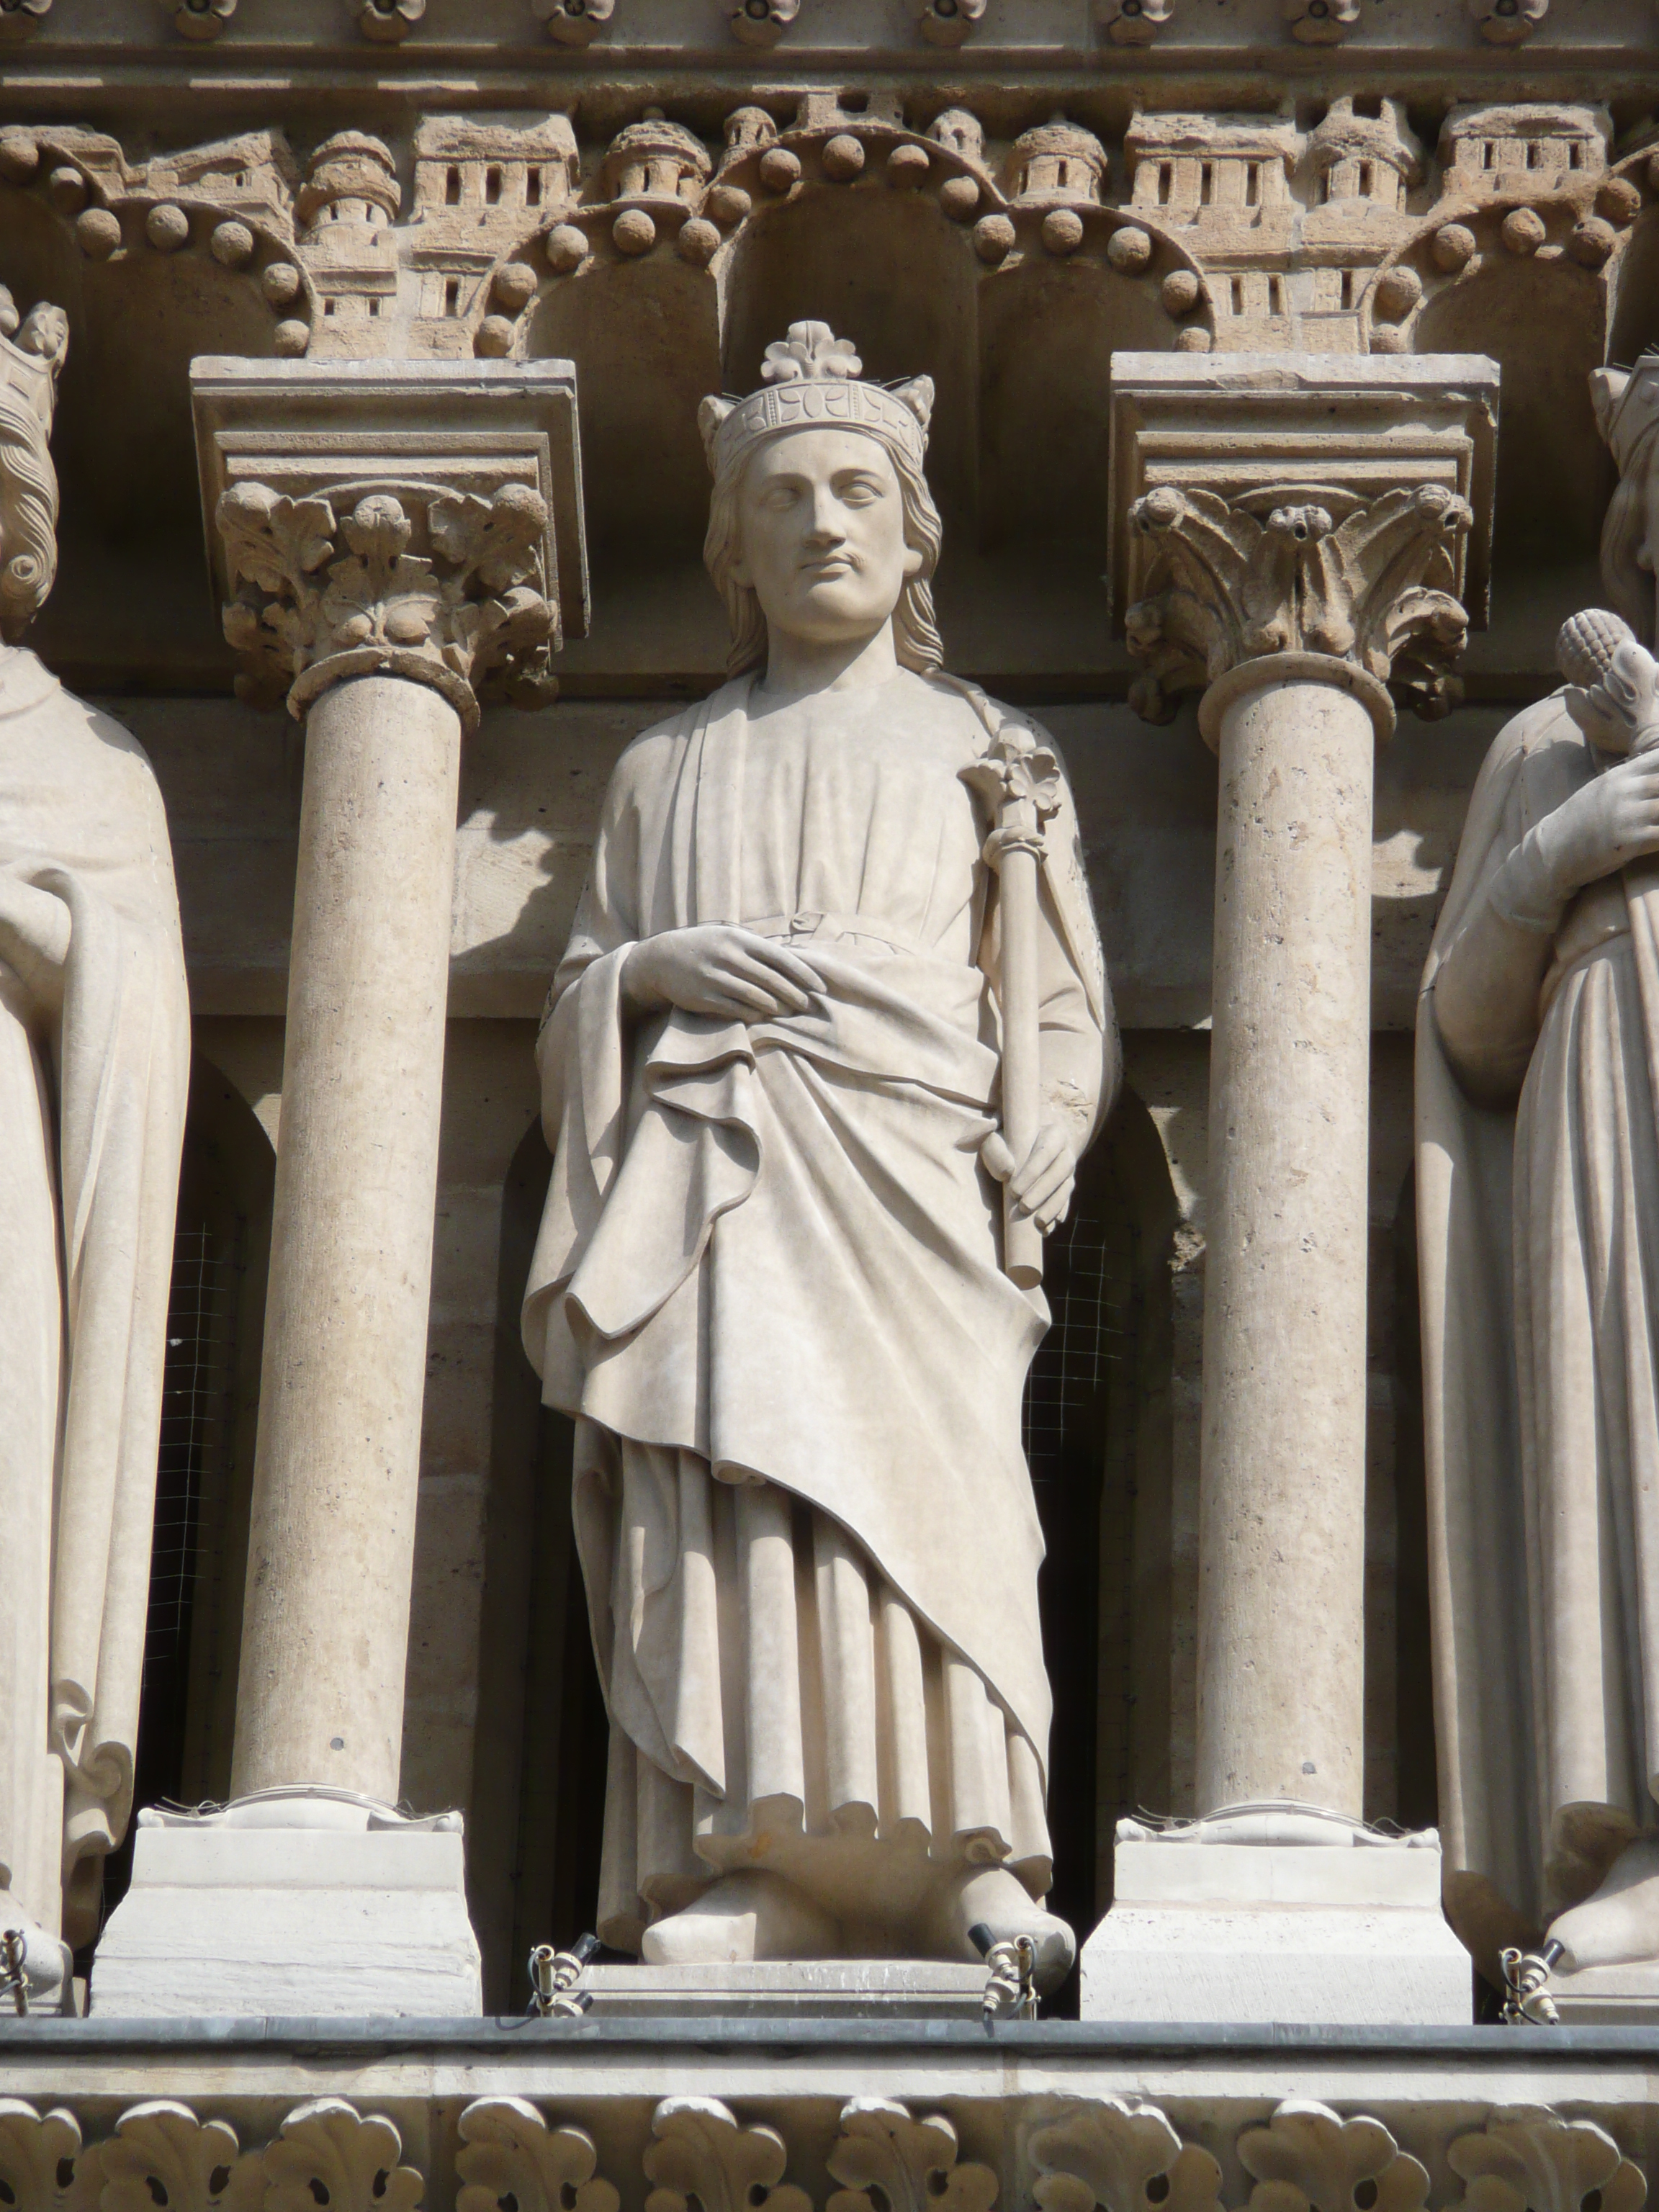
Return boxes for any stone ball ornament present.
[544,223,588,273]
[1107,224,1154,274]
[145,202,191,251]
[1501,205,1547,255]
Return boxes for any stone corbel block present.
[1107,351,1500,640]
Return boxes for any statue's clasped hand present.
[1534,747,1659,901]
[981,1120,1078,1236]
[621,923,824,1022]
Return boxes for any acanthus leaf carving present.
[216,481,557,724]
[1028,2096,1223,2212]
[1447,2109,1647,2212]
[0,2100,98,2212]
[1124,480,1472,724]
[98,2104,263,2212]
[826,2100,998,2212]
[261,2100,423,2212]
[642,2098,810,2212]
[456,2099,618,2212]
[1238,2103,1429,2212]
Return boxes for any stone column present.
[1081,354,1496,2026]
[94,361,585,2018]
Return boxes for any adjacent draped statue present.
[1420,349,1659,1988]
[523,323,1114,1979]
[0,295,189,2006]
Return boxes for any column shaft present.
[1195,670,1375,1817]
[231,674,462,1802]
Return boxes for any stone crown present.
[697,319,934,481]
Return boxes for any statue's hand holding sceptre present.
[966,724,1067,1287]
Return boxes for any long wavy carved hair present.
[0,381,58,641]
[703,431,945,679]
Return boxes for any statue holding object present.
[0,292,190,2008]
[1421,349,1659,1998]
[523,322,1115,1980]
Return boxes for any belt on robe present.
[739,910,940,962]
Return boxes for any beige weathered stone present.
[0,291,189,2011]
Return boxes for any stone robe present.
[0,647,189,1952]
[1419,687,1659,1969]
[523,669,1110,1951]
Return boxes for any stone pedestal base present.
[577,1961,988,2020]
[1545,1960,1659,2023]
[91,1788,482,2018]
[1079,1803,1473,2026]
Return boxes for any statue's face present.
[731,427,922,649]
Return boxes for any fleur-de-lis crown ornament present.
[698,319,935,480]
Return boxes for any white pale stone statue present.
[1420,348,1659,2005]
[0,293,190,2008]
[523,322,1115,1982]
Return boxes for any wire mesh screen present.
[1022,1200,1137,1471]
[144,1221,243,1689]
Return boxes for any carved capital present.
[1124,480,1472,725]
[191,357,588,729]
[216,479,557,724]
[1108,351,1498,732]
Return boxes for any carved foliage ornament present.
[98,2104,263,2212]
[457,2100,618,2212]
[0,2100,95,2212]
[1125,482,1473,723]
[1030,2096,1222,2212]
[826,2101,997,2212]
[217,480,557,724]
[642,2099,809,2212]
[1446,2108,1647,2212]
[1239,2104,1429,2212]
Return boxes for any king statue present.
[522,322,1115,1982]
[0,294,189,2009]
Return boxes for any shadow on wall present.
[86,1056,274,1967]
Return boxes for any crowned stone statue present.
[523,322,1115,1980]
[0,294,189,2009]
[1420,349,1659,2001]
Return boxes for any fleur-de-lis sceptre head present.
[964,723,1064,868]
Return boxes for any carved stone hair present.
[0,295,68,642]
[701,433,946,680]
[0,379,59,641]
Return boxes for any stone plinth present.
[577,1962,989,2020]
[1079,1806,1471,2025]
[92,1790,482,2019]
